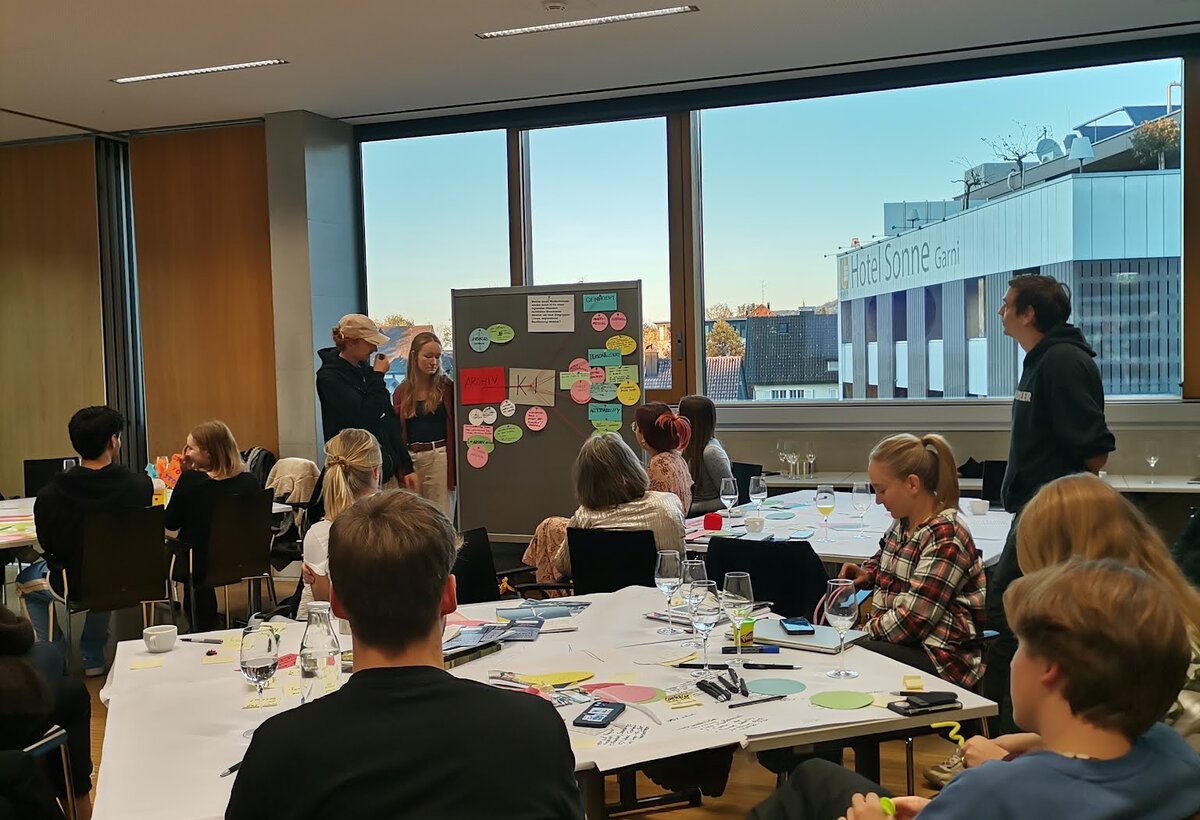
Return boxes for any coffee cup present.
[745,515,766,533]
[143,624,178,653]
[968,499,989,515]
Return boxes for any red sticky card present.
[277,653,298,669]
[459,367,506,405]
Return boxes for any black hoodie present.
[315,347,412,482]
[34,464,152,596]
[1001,323,1115,513]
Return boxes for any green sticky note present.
[591,421,622,434]
[605,365,639,384]
[588,402,621,422]
[589,382,617,401]
[465,435,494,453]
[487,323,515,344]
[583,293,617,312]
[494,424,523,444]
[559,371,590,389]
[588,348,621,367]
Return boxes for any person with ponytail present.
[679,395,734,516]
[633,403,693,514]
[391,332,456,518]
[297,429,382,620]
[838,433,987,689]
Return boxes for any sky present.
[362,57,1183,333]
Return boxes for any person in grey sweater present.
[679,395,733,516]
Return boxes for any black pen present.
[696,679,729,702]
[731,669,749,697]
[676,662,729,670]
[718,675,739,695]
[219,761,241,778]
[729,694,787,709]
[743,663,797,670]
[182,638,223,645]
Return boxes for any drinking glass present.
[851,482,871,539]
[654,551,683,635]
[721,572,754,667]
[719,477,738,516]
[680,560,708,649]
[240,624,280,737]
[805,442,816,475]
[748,476,767,514]
[686,581,720,677]
[776,440,790,476]
[815,484,836,543]
[784,441,799,478]
[824,578,859,679]
[1144,441,1160,484]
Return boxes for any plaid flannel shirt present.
[861,508,987,689]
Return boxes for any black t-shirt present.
[164,470,261,573]
[407,400,447,445]
[226,665,583,820]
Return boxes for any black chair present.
[1171,505,1200,587]
[730,462,763,506]
[47,506,172,668]
[981,460,1007,506]
[0,725,76,820]
[23,459,78,499]
[704,536,828,618]
[454,528,507,604]
[566,528,657,595]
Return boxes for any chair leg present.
[904,737,915,795]
[188,579,198,634]
[59,742,77,820]
[62,606,74,673]
[266,572,278,607]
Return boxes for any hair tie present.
[326,454,346,468]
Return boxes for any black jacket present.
[1001,323,1115,513]
[315,347,412,482]
[33,464,152,597]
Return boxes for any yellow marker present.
[931,720,965,747]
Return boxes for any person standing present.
[315,314,415,490]
[391,331,456,518]
[985,274,1115,733]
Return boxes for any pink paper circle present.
[568,358,589,373]
[591,313,609,332]
[609,311,628,331]
[466,444,489,469]
[586,683,660,703]
[570,380,591,404]
[589,367,606,384]
[525,407,548,431]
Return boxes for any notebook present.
[748,619,868,655]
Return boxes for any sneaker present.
[923,753,963,789]
[84,666,107,678]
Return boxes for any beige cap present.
[336,314,389,346]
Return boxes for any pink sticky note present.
[570,380,591,404]
[609,311,628,331]
[525,407,548,431]
[591,313,609,332]
[461,424,493,442]
[568,358,589,373]
[466,444,489,469]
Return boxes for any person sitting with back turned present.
[15,406,152,676]
[746,559,1200,820]
[634,402,693,515]
[678,394,734,516]
[226,491,584,820]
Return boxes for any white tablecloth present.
[93,586,995,820]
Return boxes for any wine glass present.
[815,484,836,543]
[721,572,754,667]
[824,578,859,679]
[1144,441,1160,484]
[240,624,280,738]
[805,442,816,476]
[851,482,871,539]
[748,475,767,515]
[719,477,738,517]
[680,560,708,649]
[686,581,720,677]
[654,551,683,635]
[776,440,790,476]
[784,441,799,478]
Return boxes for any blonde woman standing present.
[298,429,382,620]
[392,332,456,518]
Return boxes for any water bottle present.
[299,602,341,703]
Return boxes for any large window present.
[528,118,673,392]
[699,58,1184,402]
[362,131,510,389]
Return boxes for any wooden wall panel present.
[0,140,105,497]
[131,124,279,459]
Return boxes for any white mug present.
[745,515,766,533]
[143,624,178,653]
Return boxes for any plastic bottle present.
[299,602,341,703]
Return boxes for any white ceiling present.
[2,0,1198,142]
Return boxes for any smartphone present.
[572,701,626,728]
[780,617,815,635]
[887,695,961,717]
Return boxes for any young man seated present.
[16,406,152,676]
[747,558,1200,820]
[226,491,584,819]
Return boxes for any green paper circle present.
[589,382,617,401]
[494,424,523,445]
[487,323,515,344]
[765,511,796,520]
[746,678,807,696]
[464,435,494,453]
[810,690,874,710]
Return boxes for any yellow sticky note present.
[608,672,639,685]
[285,684,302,698]
[243,695,281,710]
[261,677,278,690]
[570,735,598,750]
[665,692,701,709]
[130,658,163,670]
[322,679,338,695]
[872,693,903,708]
[202,653,235,665]
[660,651,698,667]
[902,675,924,691]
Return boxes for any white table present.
[1116,474,1200,494]
[687,490,1013,568]
[765,473,985,493]
[767,472,1200,496]
[93,586,995,820]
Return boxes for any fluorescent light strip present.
[477,5,698,39]
[112,59,287,84]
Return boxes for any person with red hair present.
[634,403,693,514]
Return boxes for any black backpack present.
[240,447,277,489]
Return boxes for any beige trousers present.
[411,446,454,519]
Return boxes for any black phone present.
[572,701,626,728]
[780,617,815,635]
[887,694,961,717]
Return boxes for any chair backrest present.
[204,489,274,588]
[75,506,167,611]
[24,458,78,499]
[730,462,763,506]
[453,527,502,605]
[704,536,829,618]
[566,528,658,595]
[981,460,1006,505]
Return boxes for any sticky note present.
[591,420,621,433]
[130,658,163,670]
[665,692,701,709]
[202,653,234,665]
[609,311,628,331]
[459,367,506,405]
[243,695,281,710]
[568,358,589,373]
[323,679,338,695]
[559,371,590,389]
[466,445,489,469]
[616,382,640,406]
[221,634,241,646]
[583,293,617,312]
[285,684,302,697]
[902,675,924,691]
[590,313,609,331]
[605,335,637,356]
[524,407,548,431]
[588,403,621,422]
[872,693,903,708]
[605,365,639,384]
[608,672,640,684]
[487,323,515,344]
[571,735,599,750]
[464,436,494,453]
[462,424,493,442]
[588,348,621,367]
[499,399,516,417]
[468,328,491,352]
[494,424,523,444]
[589,382,617,401]
[570,380,591,404]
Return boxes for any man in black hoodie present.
[15,407,152,676]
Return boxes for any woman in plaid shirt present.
[839,433,987,690]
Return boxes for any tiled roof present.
[644,358,672,391]
[705,356,746,401]
[743,313,839,386]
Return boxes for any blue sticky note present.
[588,403,622,422]
[588,348,621,367]
[583,293,617,312]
